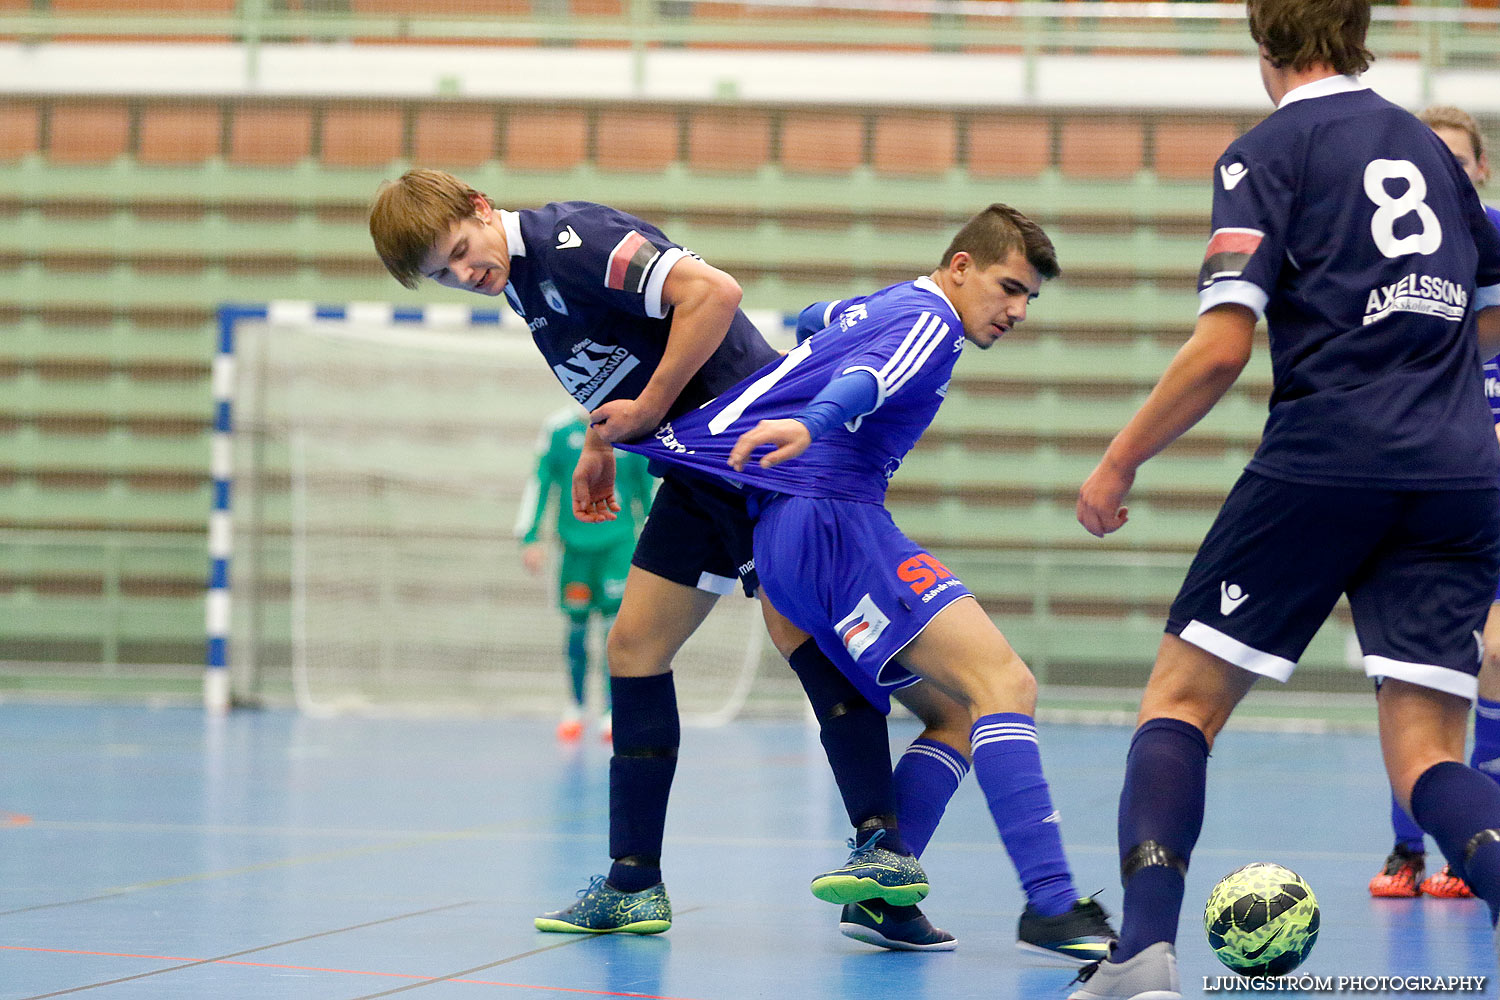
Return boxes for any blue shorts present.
[631,471,758,597]
[1168,471,1500,701]
[753,495,973,712]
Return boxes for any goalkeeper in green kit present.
[516,406,656,743]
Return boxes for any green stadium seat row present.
[0,97,1251,181]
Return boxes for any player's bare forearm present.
[1478,306,1500,359]
[728,419,812,471]
[1077,304,1254,537]
[571,425,621,522]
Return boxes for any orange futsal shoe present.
[1369,846,1424,898]
[1419,865,1474,899]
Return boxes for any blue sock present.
[1472,697,1500,784]
[1114,717,1209,964]
[566,621,589,706]
[607,672,679,892]
[787,640,907,854]
[893,738,969,857]
[1410,760,1500,923]
[971,713,1077,917]
[1390,792,1426,853]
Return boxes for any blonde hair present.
[1419,105,1490,182]
[370,169,488,289]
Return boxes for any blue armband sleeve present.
[793,368,880,440]
[795,300,840,345]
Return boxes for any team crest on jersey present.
[606,231,662,293]
[540,280,569,315]
[836,594,889,660]
[1199,228,1263,288]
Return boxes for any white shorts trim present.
[695,571,738,596]
[1178,620,1296,682]
[1364,654,1478,703]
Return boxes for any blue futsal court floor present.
[2,702,1497,999]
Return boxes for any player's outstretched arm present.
[1478,306,1500,359]
[1077,304,1255,538]
[728,419,813,471]
[589,256,742,444]
[571,424,622,523]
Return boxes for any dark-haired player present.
[619,203,1117,964]
[1071,1,1500,996]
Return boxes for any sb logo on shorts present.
[897,554,954,597]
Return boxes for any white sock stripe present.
[971,731,1039,750]
[971,722,1037,739]
[903,743,969,782]
[1478,702,1500,721]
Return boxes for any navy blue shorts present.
[1168,472,1500,700]
[753,495,973,712]
[631,471,758,597]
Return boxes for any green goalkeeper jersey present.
[514,408,655,552]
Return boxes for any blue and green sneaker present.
[810,830,930,906]
[1017,896,1115,965]
[840,899,957,952]
[534,875,672,934]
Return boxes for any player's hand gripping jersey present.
[1200,78,1500,488]
[618,276,966,503]
[499,201,780,419]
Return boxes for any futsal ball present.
[1203,862,1319,976]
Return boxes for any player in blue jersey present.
[1069,3,1500,997]
[1372,104,1500,901]
[620,204,1118,964]
[369,170,937,945]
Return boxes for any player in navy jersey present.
[619,204,1118,964]
[1070,3,1500,997]
[1372,104,1500,901]
[370,170,936,944]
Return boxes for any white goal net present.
[224,304,800,721]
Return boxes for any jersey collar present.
[499,210,526,257]
[1278,73,1366,110]
[914,274,959,317]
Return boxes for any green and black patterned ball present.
[1204,862,1320,976]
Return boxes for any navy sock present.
[607,672,679,892]
[566,621,589,706]
[893,738,969,857]
[1410,760,1500,922]
[971,713,1077,917]
[1390,792,1426,853]
[1472,697,1500,784]
[787,640,907,854]
[1114,717,1209,963]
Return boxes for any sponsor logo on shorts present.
[898,554,962,604]
[1219,581,1249,616]
[563,582,593,608]
[836,594,890,660]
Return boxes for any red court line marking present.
[0,945,706,999]
[2,814,34,827]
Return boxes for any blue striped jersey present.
[618,276,966,504]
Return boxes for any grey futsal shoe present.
[1066,942,1181,1000]
[810,829,929,905]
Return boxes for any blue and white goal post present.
[206,301,793,719]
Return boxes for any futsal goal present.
[211,302,802,722]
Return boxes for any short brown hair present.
[1420,105,1489,170]
[940,203,1060,281]
[370,168,488,289]
[1247,0,1373,76]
